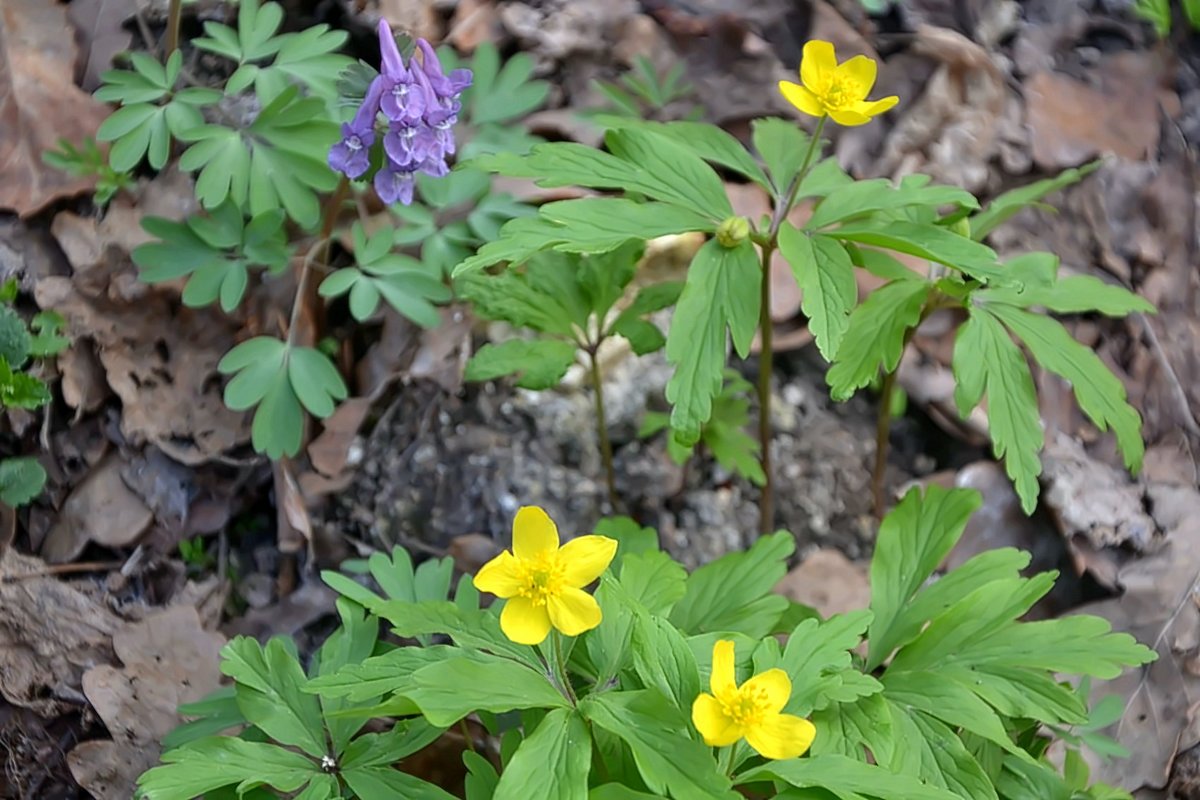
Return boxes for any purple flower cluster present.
[328,21,472,205]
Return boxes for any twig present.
[1,560,123,582]
[287,177,350,347]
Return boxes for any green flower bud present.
[716,216,751,248]
[948,217,972,238]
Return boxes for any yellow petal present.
[778,81,825,118]
[512,506,559,560]
[741,668,792,715]
[546,586,602,636]
[829,107,872,127]
[500,596,552,645]
[559,535,618,587]
[473,550,524,598]
[835,54,878,97]
[856,95,899,118]
[744,713,817,760]
[800,40,837,89]
[691,693,743,746]
[710,639,737,696]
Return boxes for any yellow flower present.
[778,40,899,126]
[473,506,617,645]
[691,640,817,760]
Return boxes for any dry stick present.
[756,116,827,535]
[588,348,620,511]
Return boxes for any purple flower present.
[384,122,438,166]
[378,20,429,124]
[328,76,384,178]
[375,162,417,206]
[415,40,473,103]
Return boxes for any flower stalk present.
[587,349,619,511]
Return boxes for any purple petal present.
[378,20,406,79]
[447,68,473,94]
[375,164,416,205]
[351,75,386,131]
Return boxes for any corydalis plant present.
[329,21,472,205]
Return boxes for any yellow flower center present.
[718,685,771,727]
[516,553,565,606]
[819,76,861,110]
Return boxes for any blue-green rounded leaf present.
[253,372,304,458]
[96,103,159,141]
[318,268,361,298]
[146,114,171,169]
[220,262,250,312]
[287,346,347,418]
[219,336,287,373]
[348,278,381,321]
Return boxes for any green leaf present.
[970,162,1101,241]
[665,239,759,445]
[866,485,982,669]
[777,224,856,360]
[161,686,245,750]
[596,118,771,190]
[986,304,1145,474]
[29,311,70,357]
[404,654,569,726]
[752,117,811,195]
[581,691,736,799]
[0,361,50,409]
[670,530,793,638]
[0,457,46,507]
[807,179,978,231]
[466,339,578,390]
[287,346,347,418]
[341,766,458,800]
[462,43,550,126]
[473,138,727,221]
[826,278,930,401]
[464,750,501,800]
[741,754,961,800]
[0,306,31,367]
[951,308,1043,512]
[828,221,1007,285]
[456,266,577,335]
[220,636,327,757]
[760,611,880,715]
[304,645,457,703]
[494,709,591,800]
[137,737,316,798]
[630,613,702,713]
[883,703,998,799]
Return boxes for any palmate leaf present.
[806,178,978,231]
[777,223,857,360]
[670,530,792,638]
[221,636,326,757]
[951,307,1043,512]
[471,129,730,221]
[137,737,318,799]
[0,457,46,507]
[970,161,1101,241]
[826,278,930,401]
[596,118,770,189]
[218,336,347,457]
[466,339,578,389]
[493,709,591,800]
[743,754,961,800]
[178,88,339,228]
[665,239,759,446]
[827,221,1009,285]
[986,304,1146,473]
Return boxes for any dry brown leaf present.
[275,460,312,556]
[0,0,112,215]
[66,0,135,90]
[307,397,373,480]
[409,305,473,393]
[34,277,251,463]
[68,605,225,800]
[774,548,870,618]
[0,549,121,715]
[448,0,499,51]
[1025,52,1167,170]
[41,454,153,563]
[1083,482,1200,792]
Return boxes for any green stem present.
[873,367,897,519]
[755,115,828,536]
[287,176,349,348]
[588,347,619,511]
[551,631,578,706]
[717,745,735,778]
[164,0,182,59]
[755,241,776,536]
